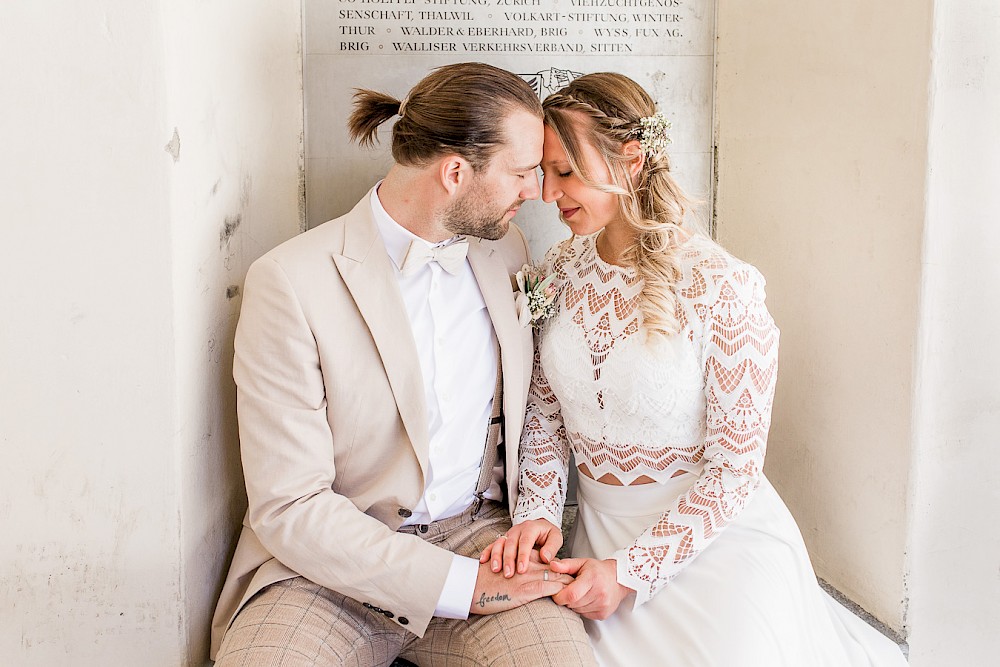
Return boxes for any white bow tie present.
[400,238,469,277]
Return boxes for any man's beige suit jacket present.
[209,190,534,658]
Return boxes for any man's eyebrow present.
[512,161,541,172]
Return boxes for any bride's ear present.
[622,140,645,180]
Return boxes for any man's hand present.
[469,549,574,615]
[549,557,632,620]
[478,518,563,577]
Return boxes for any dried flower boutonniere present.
[514,264,557,329]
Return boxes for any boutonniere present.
[514,264,557,329]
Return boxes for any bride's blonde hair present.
[543,73,695,339]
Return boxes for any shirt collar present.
[370,182,465,271]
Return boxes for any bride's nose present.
[542,175,561,203]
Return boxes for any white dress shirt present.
[370,185,502,619]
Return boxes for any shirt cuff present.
[433,554,478,619]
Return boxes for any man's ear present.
[623,140,645,180]
[438,154,472,196]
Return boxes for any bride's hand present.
[478,518,563,577]
[549,557,633,620]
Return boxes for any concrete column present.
[905,1,1000,664]
[0,1,302,663]
[715,1,998,663]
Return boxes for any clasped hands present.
[476,518,633,620]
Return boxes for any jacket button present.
[398,508,412,518]
[383,610,394,619]
[398,617,409,625]
[362,602,372,609]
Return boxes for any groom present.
[210,63,595,665]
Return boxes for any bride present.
[482,72,908,666]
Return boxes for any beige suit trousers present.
[215,502,595,666]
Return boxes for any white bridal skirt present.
[571,473,908,667]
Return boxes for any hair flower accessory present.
[514,264,557,329]
[636,112,673,158]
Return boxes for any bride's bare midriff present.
[577,462,688,486]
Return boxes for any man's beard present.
[441,187,521,241]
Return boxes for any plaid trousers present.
[215,502,595,666]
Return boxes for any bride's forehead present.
[543,124,604,162]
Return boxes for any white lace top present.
[513,232,780,604]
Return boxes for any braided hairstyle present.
[543,72,694,339]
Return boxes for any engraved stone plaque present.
[304,0,715,258]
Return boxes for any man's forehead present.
[509,156,542,171]
[500,112,544,168]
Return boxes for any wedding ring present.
[543,570,549,582]
[496,534,507,540]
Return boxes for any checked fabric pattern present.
[513,233,780,605]
[216,503,595,666]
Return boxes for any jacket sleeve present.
[234,256,453,636]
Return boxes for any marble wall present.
[303,0,716,259]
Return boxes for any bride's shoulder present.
[676,234,767,303]
[541,234,591,277]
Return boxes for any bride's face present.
[540,124,621,237]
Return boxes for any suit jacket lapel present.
[467,239,525,494]
[332,198,430,480]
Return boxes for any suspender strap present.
[471,341,504,516]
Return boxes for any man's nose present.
[521,170,541,201]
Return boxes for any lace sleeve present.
[611,262,780,605]
[513,342,572,528]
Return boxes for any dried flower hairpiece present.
[635,113,673,158]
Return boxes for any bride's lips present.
[560,207,580,219]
